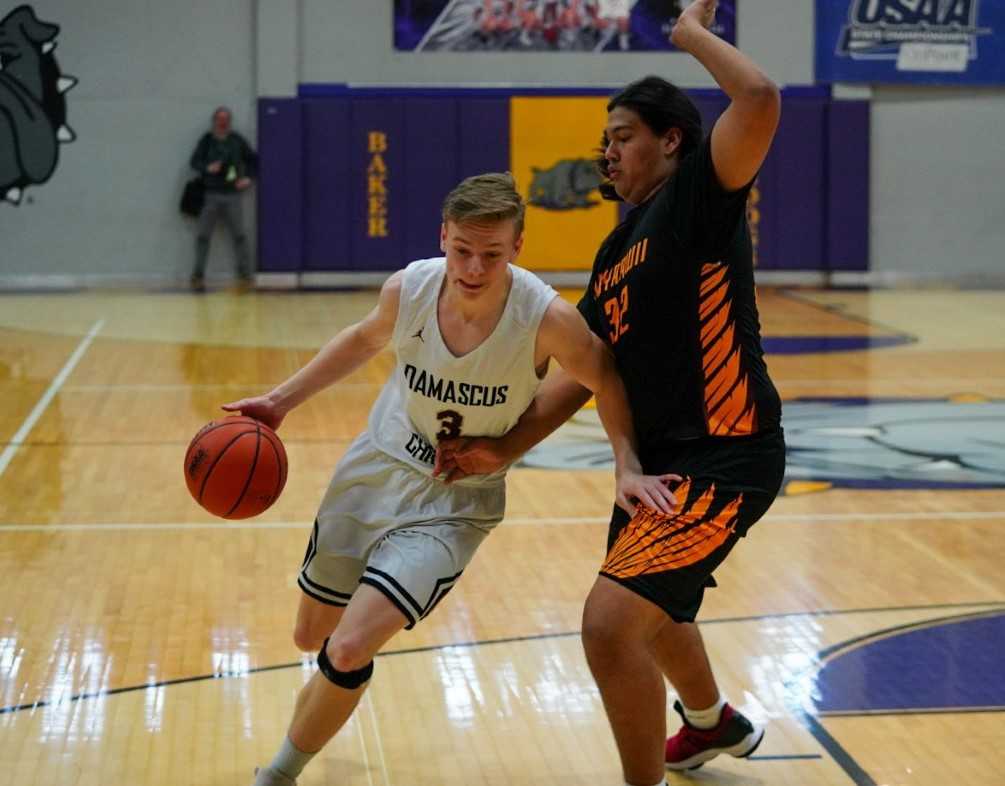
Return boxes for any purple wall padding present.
[257,99,303,272]
[826,100,870,271]
[403,99,461,262]
[261,89,867,275]
[695,93,779,269]
[767,98,827,270]
[756,129,782,270]
[297,97,509,272]
[458,99,510,180]
[303,100,351,270]
[350,99,406,271]
[691,95,730,137]
[692,94,781,270]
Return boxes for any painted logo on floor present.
[0,5,77,206]
[519,397,1005,492]
[814,611,1005,714]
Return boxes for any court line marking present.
[3,604,1001,786]
[365,691,392,786]
[786,607,1005,786]
[0,319,104,480]
[355,702,376,786]
[60,382,381,391]
[0,439,355,448]
[3,600,1001,717]
[821,705,1005,718]
[777,288,917,341]
[2,510,1005,533]
[778,378,1005,385]
[800,713,877,786]
[54,379,1005,393]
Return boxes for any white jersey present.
[597,0,633,18]
[368,257,557,485]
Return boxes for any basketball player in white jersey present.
[225,173,679,786]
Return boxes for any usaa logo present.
[839,0,987,58]
[0,5,78,206]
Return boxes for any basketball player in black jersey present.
[436,2,784,783]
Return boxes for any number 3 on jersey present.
[603,284,631,344]
[436,409,464,440]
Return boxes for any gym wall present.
[0,1,1001,288]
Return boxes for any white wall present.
[2,0,1003,287]
[0,0,258,287]
[869,86,1005,283]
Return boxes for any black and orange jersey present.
[577,136,781,452]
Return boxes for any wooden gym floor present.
[0,286,1003,786]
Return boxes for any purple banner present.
[394,1,735,52]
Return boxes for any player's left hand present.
[235,177,252,190]
[615,470,682,516]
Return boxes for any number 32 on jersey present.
[603,284,631,344]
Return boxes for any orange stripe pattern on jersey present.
[699,262,757,436]
[601,479,744,579]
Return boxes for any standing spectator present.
[189,106,256,291]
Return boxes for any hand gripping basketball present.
[184,416,288,519]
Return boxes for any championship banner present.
[394,1,736,52]
[816,0,1005,85]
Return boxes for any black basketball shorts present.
[599,429,785,622]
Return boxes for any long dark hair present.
[596,75,703,201]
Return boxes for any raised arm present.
[671,0,780,191]
[222,272,402,429]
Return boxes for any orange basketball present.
[184,415,288,519]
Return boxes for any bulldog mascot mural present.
[0,5,77,205]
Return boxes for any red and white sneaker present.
[665,699,764,771]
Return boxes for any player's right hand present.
[672,0,716,41]
[434,436,509,483]
[207,160,223,174]
[221,396,285,432]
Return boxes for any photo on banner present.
[816,0,1004,85]
[394,1,735,52]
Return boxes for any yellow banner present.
[510,97,617,271]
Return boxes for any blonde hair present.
[442,172,525,235]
